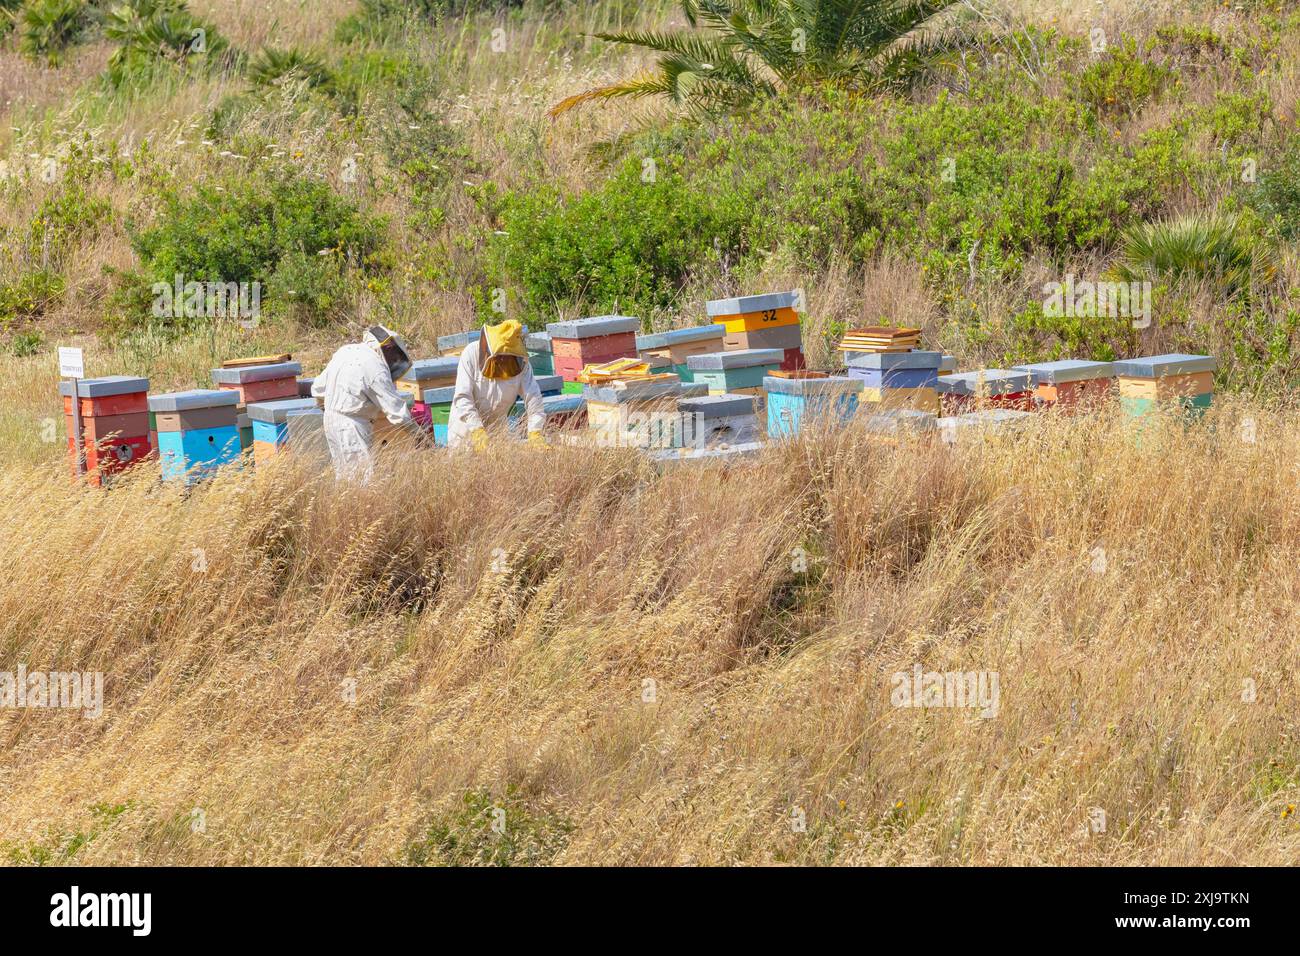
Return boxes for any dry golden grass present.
[1,401,1297,864]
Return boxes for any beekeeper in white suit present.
[312,325,419,481]
[448,319,547,450]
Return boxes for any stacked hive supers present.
[765,374,863,437]
[709,291,804,370]
[148,389,241,484]
[583,375,683,448]
[547,316,640,382]
[637,324,726,380]
[211,362,301,451]
[678,393,759,447]
[1013,360,1114,410]
[936,369,1033,414]
[846,350,942,413]
[247,397,322,464]
[62,376,152,486]
[1113,353,1216,421]
[525,332,554,376]
[687,349,784,416]
[398,357,459,401]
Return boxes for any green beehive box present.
[1120,393,1212,418]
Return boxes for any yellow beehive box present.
[861,386,940,413]
[720,307,800,335]
[252,439,280,465]
[1116,371,1213,400]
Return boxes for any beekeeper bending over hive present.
[448,320,546,450]
[312,325,419,481]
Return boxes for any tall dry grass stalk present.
[1,400,1297,864]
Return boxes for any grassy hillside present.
[0,0,1299,864]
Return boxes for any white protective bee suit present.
[311,327,415,482]
[448,321,546,449]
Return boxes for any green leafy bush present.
[1075,38,1173,117]
[0,271,66,323]
[125,170,386,328]
[1248,146,1300,240]
[403,787,572,866]
[493,156,747,325]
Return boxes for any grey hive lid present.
[582,378,681,405]
[60,375,149,398]
[844,350,943,371]
[1013,359,1114,385]
[401,357,460,381]
[246,397,319,423]
[934,369,1031,396]
[210,362,301,385]
[524,332,552,352]
[705,291,798,317]
[679,393,756,418]
[437,330,481,350]
[534,374,563,393]
[546,315,639,339]
[763,375,862,396]
[637,324,726,350]
[1111,353,1216,378]
[147,389,239,412]
[686,349,783,371]
[421,385,456,405]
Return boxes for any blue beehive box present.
[156,426,241,483]
[765,376,862,437]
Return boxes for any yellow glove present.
[470,428,489,453]
[527,430,547,448]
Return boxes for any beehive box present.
[938,409,1035,445]
[534,374,564,397]
[437,330,481,357]
[372,394,422,451]
[247,398,320,460]
[212,362,300,406]
[1113,354,1216,422]
[686,349,783,393]
[525,332,554,376]
[846,351,941,413]
[62,376,152,486]
[548,316,640,381]
[638,324,726,379]
[861,409,939,445]
[149,389,242,484]
[935,369,1033,414]
[678,393,759,447]
[706,291,800,334]
[398,357,459,400]
[1014,360,1114,410]
[765,375,862,438]
[722,322,803,352]
[583,377,683,448]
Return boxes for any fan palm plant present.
[1109,214,1277,298]
[550,0,965,118]
[103,0,228,86]
[18,0,87,65]
[247,46,334,90]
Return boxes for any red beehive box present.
[779,348,806,372]
[546,317,640,382]
[219,377,298,404]
[75,411,150,444]
[67,435,154,486]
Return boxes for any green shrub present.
[1248,146,1300,240]
[1076,38,1173,117]
[8,330,43,356]
[493,156,747,325]
[0,271,66,323]
[403,787,573,867]
[125,170,386,329]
